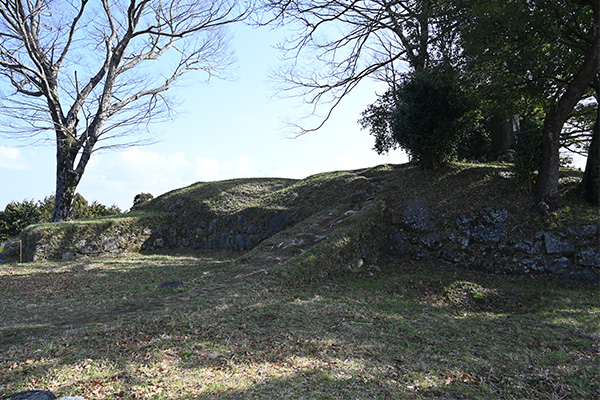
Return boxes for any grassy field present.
[1,251,598,400]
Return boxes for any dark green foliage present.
[359,90,398,155]
[361,67,470,168]
[512,119,544,192]
[0,200,44,241]
[133,192,154,208]
[456,121,491,161]
[0,195,120,241]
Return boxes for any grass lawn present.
[0,252,598,399]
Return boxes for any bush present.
[361,66,470,168]
[0,195,121,241]
[133,192,154,208]
[393,68,470,168]
[0,200,45,241]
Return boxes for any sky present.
[0,22,588,213]
[0,23,408,212]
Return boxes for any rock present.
[7,391,57,400]
[400,201,436,233]
[154,238,165,248]
[438,249,466,264]
[233,234,249,251]
[457,207,508,244]
[157,281,184,289]
[544,232,575,255]
[78,240,99,255]
[209,218,218,234]
[208,233,230,250]
[562,269,600,284]
[387,229,411,257]
[522,256,549,272]
[247,222,262,234]
[268,211,288,234]
[237,215,246,225]
[514,240,542,255]
[575,248,600,268]
[61,252,76,261]
[101,236,122,252]
[567,223,599,239]
[547,257,570,273]
[421,233,442,249]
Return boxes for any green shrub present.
[0,200,44,241]
[361,66,470,168]
[133,192,154,208]
[0,195,121,241]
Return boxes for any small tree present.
[133,192,154,208]
[361,67,469,168]
[0,200,44,241]
[0,0,249,221]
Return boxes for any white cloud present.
[0,146,29,171]
[78,147,258,209]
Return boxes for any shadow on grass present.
[0,254,598,399]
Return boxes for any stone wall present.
[382,201,599,283]
[20,210,293,261]
[17,199,599,284]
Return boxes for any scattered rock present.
[438,249,466,264]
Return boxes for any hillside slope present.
[18,162,599,282]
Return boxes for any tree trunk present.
[534,9,600,209]
[51,150,81,222]
[580,90,600,205]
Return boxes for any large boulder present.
[6,391,56,400]
[5,390,86,400]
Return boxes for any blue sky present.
[0,22,588,213]
[0,23,408,212]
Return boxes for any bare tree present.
[257,0,455,133]
[0,0,249,221]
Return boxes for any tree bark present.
[52,149,81,222]
[580,80,600,205]
[534,6,600,208]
